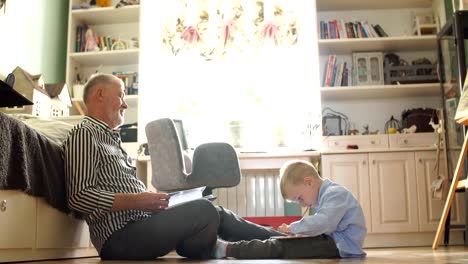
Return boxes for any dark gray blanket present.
[0,112,71,214]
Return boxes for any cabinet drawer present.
[323,135,388,151]
[389,133,437,148]
[36,198,90,249]
[0,190,36,249]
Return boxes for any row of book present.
[113,71,138,95]
[319,20,388,39]
[322,55,356,87]
[75,24,125,52]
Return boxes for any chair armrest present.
[189,142,241,188]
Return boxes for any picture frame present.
[322,115,343,136]
[353,52,384,86]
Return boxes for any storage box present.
[384,64,438,84]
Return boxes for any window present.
[140,0,321,151]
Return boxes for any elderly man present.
[63,73,283,260]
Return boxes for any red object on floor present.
[243,216,302,229]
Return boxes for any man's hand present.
[135,192,170,212]
[278,223,290,234]
[112,192,169,212]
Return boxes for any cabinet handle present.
[372,160,376,165]
[403,139,408,144]
[0,200,6,212]
[362,160,366,165]
[419,158,422,163]
[334,142,339,146]
[371,140,375,144]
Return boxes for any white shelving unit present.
[68,49,139,65]
[65,1,140,127]
[317,0,468,248]
[317,0,446,134]
[320,83,440,100]
[318,35,437,54]
[71,5,140,24]
[317,0,435,11]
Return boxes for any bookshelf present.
[65,0,140,127]
[318,0,468,248]
[316,0,445,134]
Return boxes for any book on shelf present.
[322,55,351,87]
[75,24,124,52]
[372,24,389,37]
[319,20,387,39]
[454,73,468,125]
[323,55,336,87]
[113,71,139,95]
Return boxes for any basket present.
[384,64,438,84]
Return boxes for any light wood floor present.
[19,246,468,264]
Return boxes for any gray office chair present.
[145,118,241,194]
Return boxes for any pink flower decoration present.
[181,26,201,44]
[261,22,280,42]
[223,19,238,47]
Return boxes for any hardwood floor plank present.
[16,246,468,264]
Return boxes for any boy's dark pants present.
[227,235,340,259]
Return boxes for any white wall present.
[0,0,67,83]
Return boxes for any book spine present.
[334,20,340,39]
[325,55,336,87]
[373,24,389,37]
[75,25,82,52]
[328,21,335,39]
[339,19,347,39]
[342,62,348,86]
[336,62,345,87]
[322,59,328,86]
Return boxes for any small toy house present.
[0,67,71,118]
[45,83,72,117]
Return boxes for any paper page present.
[168,186,206,207]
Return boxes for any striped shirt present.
[63,116,150,253]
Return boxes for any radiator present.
[212,169,285,217]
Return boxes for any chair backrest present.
[145,118,189,191]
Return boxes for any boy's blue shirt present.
[288,179,367,258]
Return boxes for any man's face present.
[102,81,127,128]
[285,177,319,208]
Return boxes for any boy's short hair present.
[279,160,321,198]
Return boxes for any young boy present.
[214,160,367,259]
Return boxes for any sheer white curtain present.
[139,0,321,151]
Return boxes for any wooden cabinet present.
[322,152,419,233]
[322,149,465,236]
[0,191,36,249]
[324,134,388,151]
[321,153,372,230]
[0,191,97,263]
[369,152,419,233]
[36,198,90,249]
[416,150,465,232]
